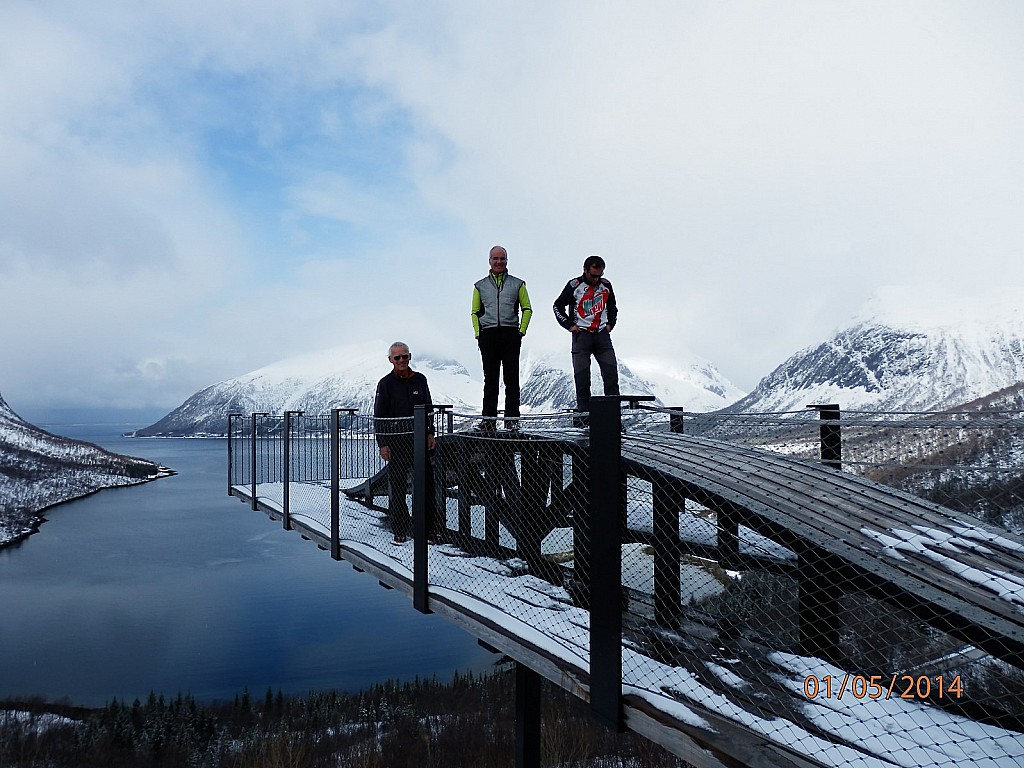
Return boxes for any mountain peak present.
[732,285,1024,413]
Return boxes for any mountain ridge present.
[139,285,1024,436]
[725,286,1024,413]
[135,344,745,437]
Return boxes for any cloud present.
[2,0,1023,416]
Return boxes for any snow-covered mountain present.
[0,392,168,547]
[728,286,1024,413]
[135,341,745,437]
[518,349,744,412]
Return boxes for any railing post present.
[432,405,454,539]
[250,413,267,511]
[282,410,303,530]
[669,408,686,434]
[515,661,541,768]
[330,409,342,561]
[717,503,740,570]
[589,395,624,732]
[798,543,842,661]
[808,403,841,469]
[652,476,683,626]
[227,413,239,496]
[413,404,433,614]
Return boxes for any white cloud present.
[2,0,1024,415]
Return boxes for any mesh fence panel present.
[624,406,1024,762]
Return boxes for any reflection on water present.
[0,425,495,707]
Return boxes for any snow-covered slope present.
[519,349,744,413]
[0,392,167,547]
[728,286,1024,413]
[136,341,744,437]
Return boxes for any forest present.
[0,664,690,767]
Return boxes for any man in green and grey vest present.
[471,245,533,430]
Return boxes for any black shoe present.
[392,535,408,544]
[505,418,520,432]
[476,419,497,433]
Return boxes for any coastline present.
[0,468,175,551]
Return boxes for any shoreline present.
[0,469,175,551]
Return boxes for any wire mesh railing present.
[675,404,1024,531]
[226,401,1024,767]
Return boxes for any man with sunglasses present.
[552,255,620,423]
[471,245,533,431]
[373,341,435,543]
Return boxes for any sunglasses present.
[392,354,411,361]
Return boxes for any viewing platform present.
[227,401,1024,768]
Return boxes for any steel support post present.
[808,403,841,470]
[588,395,624,732]
[282,410,302,530]
[250,413,267,511]
[669,408,686,434]
[518,445,551,579]
[798,542,842,660]
[653,476,683,626]
[330,409,341,561]
[717,503,740,571]
[800,406,844,659]
[515,661,541,768]
[456,438,473,551]
[227,414,238,496]
[413,404,433,614]
[433,406,453,532]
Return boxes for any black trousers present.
[385,435,413,537]
[478,327,522,419]
[571,329,618,412]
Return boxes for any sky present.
[2,0,1023,418]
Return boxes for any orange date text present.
[802,674,963,701]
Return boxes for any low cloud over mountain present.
[135,342,744,437]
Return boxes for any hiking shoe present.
[392,535,408,544]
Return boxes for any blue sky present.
[2,1,1023,416]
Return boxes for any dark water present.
[0,424,495,707]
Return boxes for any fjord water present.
[0,424,495,707]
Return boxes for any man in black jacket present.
[373,341,435,543]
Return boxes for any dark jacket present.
[373,370,434,447]
[553,276,618,333]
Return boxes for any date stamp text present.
[803,674,963,701]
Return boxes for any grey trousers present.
[571,329,619,412]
